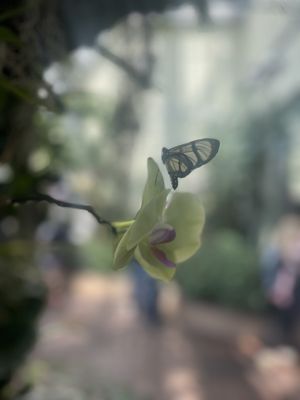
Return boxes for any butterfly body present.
[162,138,220,190]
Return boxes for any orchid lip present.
[151,247,176,268]
[149,224,176,245]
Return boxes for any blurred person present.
[261,206,300,348]
[130,258,161,325]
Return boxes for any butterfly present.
[161,138,220,190]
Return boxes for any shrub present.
[176,229,266,312]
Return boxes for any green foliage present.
[176,230,266,312]
[103,384,143,400]
[0,242,46,387]
[0,26,20,46]
[0,3,34,23]
[80,238,114,273]
[0,76,37,104]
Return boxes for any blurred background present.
[2,0,300,399]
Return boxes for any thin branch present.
[97,43,152,89]
[10,193,117,235]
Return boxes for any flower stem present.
[9,193,117,235]
[112,220,134,233]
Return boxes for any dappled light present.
[2,0,300,399]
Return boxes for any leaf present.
[0,4,32,22]
[0,76,37,104]
[0,26,21,46]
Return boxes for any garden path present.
[26,273,300,400]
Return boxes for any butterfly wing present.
[167,139,220,168]
[162,138,220,189]
[164,153,194,189]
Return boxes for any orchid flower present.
[112,158,205,281]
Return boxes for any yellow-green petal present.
[135,242,176,282]
[126,189,170,250]
[162,192,205,263]
[112,226,135,270]
[141,157,165,208]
